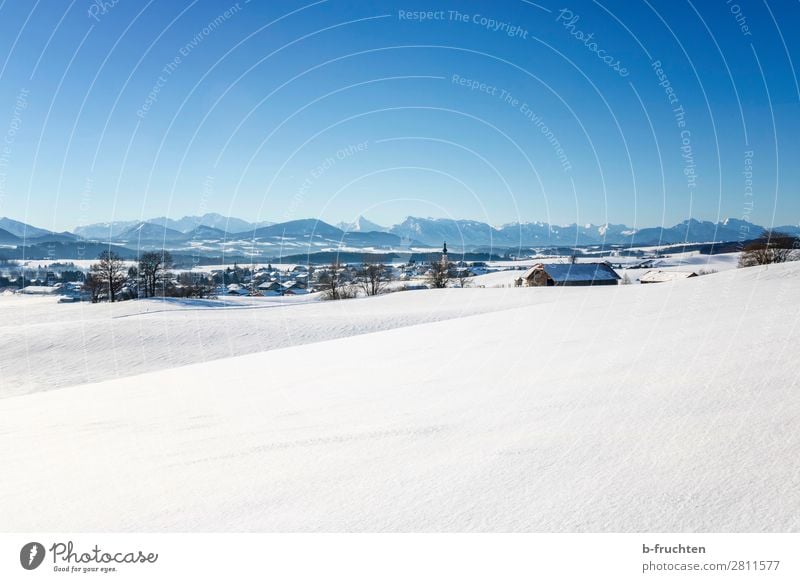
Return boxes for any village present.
[0,240,726,304]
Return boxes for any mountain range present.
[71,212,274,239]
[1,214,798,255]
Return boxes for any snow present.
[618,252,739,283]
[639,270,697,283]
[0,288,544,396]
[1,262,799,532]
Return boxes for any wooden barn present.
[521,263,620,287]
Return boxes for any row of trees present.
[319,260,392,300]
[738,230,799,267]
[319,257,468,300]
[83,250,213,302]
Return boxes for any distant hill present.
[0,217,53,238]
[0,227,21,245]
[178,225,231,241]
[342,231,409,248]
[1,242,136,260]
[113,222,185,244]
[243,219,345,241]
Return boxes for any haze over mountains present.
[1,214,798,258]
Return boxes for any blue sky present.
[0,0,798,231]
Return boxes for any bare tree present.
[319,261,345,300]
[427,259,451,289]
[338,283,358,299]
[739,230,800,267]
[82,272,104,303]
[90,250,127,302]
[138,250,173,297]
[455,266,471,288]
[357,259,389,296]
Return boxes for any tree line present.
[318,254,466,300]
[738,230,800,267]
[83,250,213,302]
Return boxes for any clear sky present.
[0,0,798,231]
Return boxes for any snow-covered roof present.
[523,263,620,282]
[640,270,697,283]
[18,285,59,294]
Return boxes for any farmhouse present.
[639,270,697,284]
[521,263,620,287]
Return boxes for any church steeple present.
[442,241,448,255]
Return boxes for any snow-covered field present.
[1,262,799,532]
[0,287,549,396]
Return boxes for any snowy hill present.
[1,262,799,531]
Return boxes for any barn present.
[521,263,620,287]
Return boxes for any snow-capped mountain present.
[390,217,497,247]
[623,218,750,245]
[151,213,270,234]
[178,225,231,241]
[392,218,640,247]
[113,222,185,244]
[6,214,799,257]
[337,216,388,233]
[73,221,139,239]
[242,219,408,249]
[390,216,797,248]
[76,214,273,238]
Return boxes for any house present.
[257,281,282,292]
[521,263,620,287]
[281,281,310,295]
[639,270,697,284]
[226,283,250,295]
